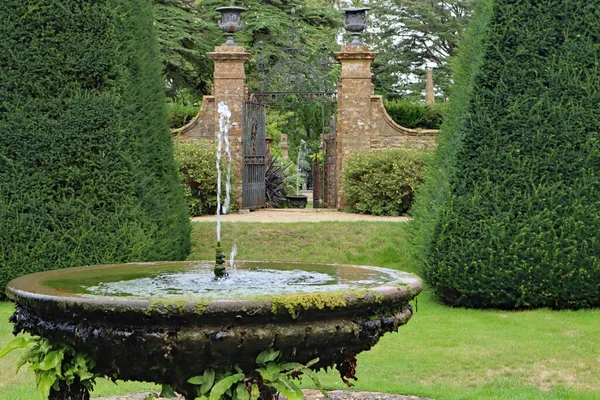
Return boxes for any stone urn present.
[342,7,370,46]
[286,194,308,208]
[216,6,247,46]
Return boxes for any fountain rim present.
[5,260,422,317]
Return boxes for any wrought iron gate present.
[242,99,267,208]
[323,117,337,208]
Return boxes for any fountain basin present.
[6,261,421,398]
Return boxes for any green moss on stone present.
[145,297,210,316]
[267,289,383,319]
[270,292,348,318]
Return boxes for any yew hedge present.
[0,0,191,293]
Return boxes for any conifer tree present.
[410,0,600,309]
[0,0,191,293]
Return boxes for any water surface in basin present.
[36,261,417,300]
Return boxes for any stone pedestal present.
[207,46,251,206]
[280,134,289,160]
[334,45,377,209]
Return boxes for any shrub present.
[265,157,290,208]
[384,100,446,130]
[344,149,426,216]
[0,0,191,294]
[409,0,600,309]
[174,141,237,216]
[167,103,199,129]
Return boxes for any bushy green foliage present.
[384,100,446,130]
[167,103,199,129]
[410,0,600,309]
[174,141,237,216]
[344,149,426,216]
[0,0,191,294]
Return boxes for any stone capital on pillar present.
[207,46,252,80]
[335,45,377,80]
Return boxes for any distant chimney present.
[425,69,435,104]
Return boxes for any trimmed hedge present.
[384,100,446,130]
[0,0,191,293]
[344,149,426,216]
[167,103,199,129]
[174,141,237,216]
[410,0,600,309]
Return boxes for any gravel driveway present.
[191,209,410,224]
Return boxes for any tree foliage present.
[367,0,475,99]
[154,0,340,99]
[410,0,600,309]
[153,0,222,99]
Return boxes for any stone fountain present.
[7,261,421,399]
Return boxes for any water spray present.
[215,101,232,279]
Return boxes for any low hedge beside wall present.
[174,141,237,216]
[344,149,427,216]
[384,100,446,130]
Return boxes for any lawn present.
[1,221,599,400]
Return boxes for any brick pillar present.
[207,46,251,207]
[334,45,377,209]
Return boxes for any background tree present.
[154,0,222,100]
[154,0,339,100]
[366,0,474,100]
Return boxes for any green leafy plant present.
[255,349,324,400]
[344,149,427,216]
[0,335,99,398]
[186,349,325,400]
[265,157,290,208]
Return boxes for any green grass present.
[1,221,599,399]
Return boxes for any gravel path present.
[191,209,410,224]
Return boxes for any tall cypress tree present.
[0,0,191,292]
[410,0,600,309]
